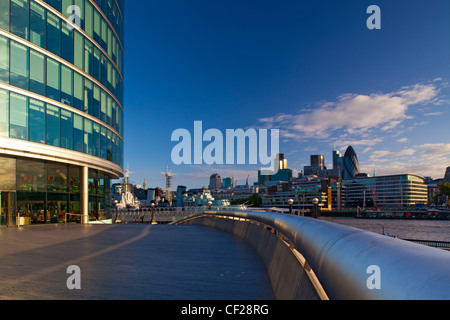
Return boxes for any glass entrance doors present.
[0,192,16,226]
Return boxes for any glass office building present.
[343,174,428,208]
[0,0,124,225]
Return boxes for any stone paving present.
[0,223,274,300]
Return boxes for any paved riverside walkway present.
[0,223,274,300]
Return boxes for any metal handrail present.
[177,210,450,300]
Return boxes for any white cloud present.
[258,82,441,139]
[362,143,450,179]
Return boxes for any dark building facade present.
[342,146,360,179]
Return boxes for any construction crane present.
[161,164,174,204]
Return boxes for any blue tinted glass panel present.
[61,23,74,64]
[0,89,8,137]
[73,113,83,152]
[61,65,73,106]
[47,0,62,12]
[60,109,73,150]
[9,92,28,141]
[29,98,46,144]
[47,12,61,57]
[0,35,9,84]
[0,0,10,32]
[46,104,60,147]
[46,58,60,101]
[30,2,46,48]
[10,0,29,40]
[10,41,29,90]
[30,50,46,96]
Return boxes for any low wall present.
[179,215,324,300]
[176,210,450,300]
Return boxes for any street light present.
[151,202,156,224]
[114,200,119,223]
[208,201,212,210]
[312,198,319,219]
[288,199,294,215]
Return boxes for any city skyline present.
[123,0,450,189]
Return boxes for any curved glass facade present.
[0,0,124,225]
[343,146,360,180]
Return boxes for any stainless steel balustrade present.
[178,210,450,300]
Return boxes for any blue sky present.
[122,0,450,189]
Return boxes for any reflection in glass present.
[9,92,28,140]
[61,109,73,150]
[29,98,46,144]
[30,1,46,48]
[17,159,45,192]
[10,41,29,90]
[47,162,68,192]
[0,157,16,190]
[46,58,60,101]
[46,104,60,147]
[0,89,9,137]
[30,50,46,96]
[10,0,29,40]
[0,34,9,84]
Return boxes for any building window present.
[73,71,84,110]
[29,49,46,96]
[73,113,84,152]
[0,35,9,84]
[47,162,68,192]
[0,157,16,190]
[0,0,10,33]
[29,98,46,144]
[30,1,46,48]
[46,104,60,147]
[0,89,9,137]
[47,11,61,57]
[61,22,74,64]
[61,65,73,106]
[60,109,73,150]
[9,92,28,141]
[10,0,29,41]
[16,159,46,192]
[47,0,62,12]
[10,41,29,90]
[46,58,60,101]
[74,30,84,70]
[84,118,93,155]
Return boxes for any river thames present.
[322,217,450,242]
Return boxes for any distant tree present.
[439,183,450,197]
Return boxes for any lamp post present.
[288,199,294,215]
[151,202,156,224]
[312,198,319,219]
[208,201,212,210]
[114,200,119,223]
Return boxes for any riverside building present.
[342,174,428,208]
[0,0,124,225]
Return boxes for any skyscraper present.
[342,146,360,179]
[0,0,124,226]
[209,173,222,190]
